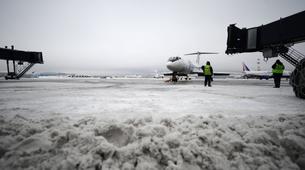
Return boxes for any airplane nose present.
[166,62,175,71]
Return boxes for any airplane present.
[242,62,291,79]
[165,51,230,82]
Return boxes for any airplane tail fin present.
[242,62,250,72]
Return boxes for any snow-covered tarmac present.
[0,78,305,169]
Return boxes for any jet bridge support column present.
[6,60,9,74]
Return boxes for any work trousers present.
[273,74,282,88]
[205,75,212,87]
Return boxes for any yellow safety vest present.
[272,64,284,74]
[204,65,212,75]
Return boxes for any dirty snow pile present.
[1,113,305,170]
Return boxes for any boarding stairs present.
[16,62,35,79]
[279,47,305,99]
[5,62,35,80]
[279,47,305,67]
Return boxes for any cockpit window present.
[168,56,181,62]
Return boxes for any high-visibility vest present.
[204,65,212,75]
[272,64,284,74]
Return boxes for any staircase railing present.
[16,63,35,79]
[279,47,305,66]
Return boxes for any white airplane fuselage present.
[242,63,291,79]
[243,70,291,77]
[166,58,197,74]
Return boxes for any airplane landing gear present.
[184,76,191,80]
[171,72,178,82]
[290,58,305,99]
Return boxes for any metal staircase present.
[279,47,305,99]
[16,63,35,79]
[5,62,35,80]
[279,47,305,66]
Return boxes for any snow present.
[0,78,305,169]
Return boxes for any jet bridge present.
[226,10,305,99]
[0,46,43,79]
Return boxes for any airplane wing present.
[213,72,230,76]
[185,52,218,55]
[245,74,290,79]
[244,74,271,79]
[163,72,188,76]
[163,71,230,77]
[282,75,290,78]
[194,72,230,76]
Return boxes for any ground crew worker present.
[272,59,285,88]
[202,61,213,87]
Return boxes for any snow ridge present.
[0,114,305,170]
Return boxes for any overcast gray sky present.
[1,0,305,74]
